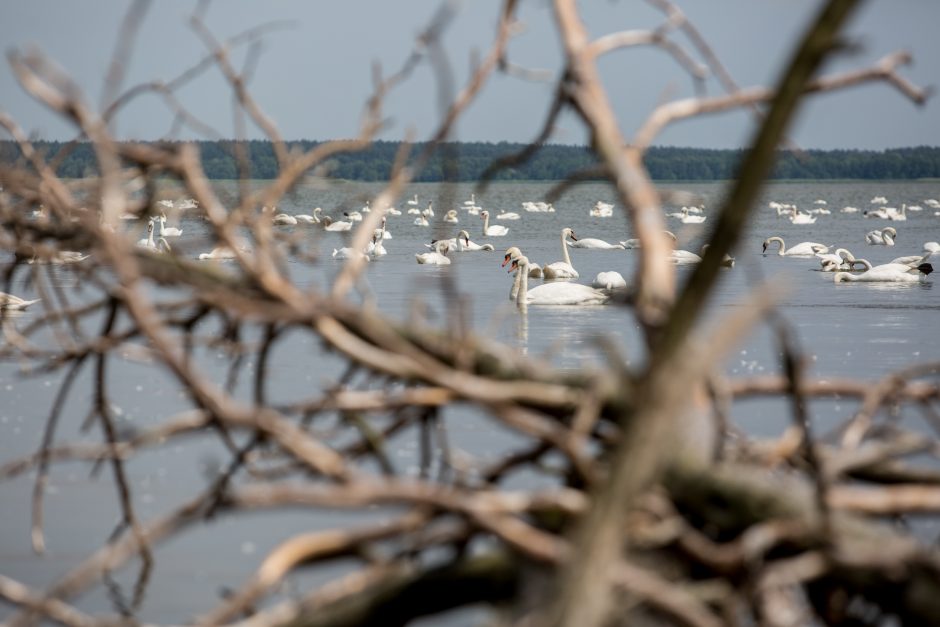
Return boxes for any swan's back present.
[526,282,609,305]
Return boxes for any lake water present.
[1,179,939,622]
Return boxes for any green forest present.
[3,139,939,182]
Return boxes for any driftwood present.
[1,1,938,626]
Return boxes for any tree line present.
[3,139,939,181]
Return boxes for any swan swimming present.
[496,211,520,220]
[762,236,828,257]
[416,241,451,265]
[592,271,626,289]
[157,215,183,237]
[502,247,543,280]
[816,248,856,271]
[368,229,387,257]
[865,227,896,246]
[444,210,459,224]
[323,216,353,232]
[480,210,509,237]
[543,227,579,279]
[456,230,494,251]
[833,262,932,283]
[0,292,40,310]
[619,231,676,249]
[568,237,625,250]
[508,255,609,306]
[332,246,370,261]
[590,201,614,217]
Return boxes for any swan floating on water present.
[0,292,40,310]
[816,248,856,271]
[456,230,494,251]
[762,236,828,257]
[496,211,520,220]
[332,246,370,261]
[502,247,543,280]
[480,210,509,237]
[444,210,459,224]
[590,201,613,217]
[368,229,387,257]
[592,271,626,290]
[323,216,353,232]
[833,262,932,283]
[508,255,609,306]
[416,241,451,265]
[568,236,625,250]
[865,227,896,246]
[543,227,579,279]
[157,215,182,237]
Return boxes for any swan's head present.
[562,227,577,241]
[884,227,897,237]
[480,210,489,219]
[918,262,934,276]
[510,255,529,273]
[502,246,522,268]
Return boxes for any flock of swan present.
[5,190,938,313]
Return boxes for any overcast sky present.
[1,1,937,149]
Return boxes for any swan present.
[294,207,322,224]
[157,215,182,237]
[273,212,298,226]
[361,201,371,213]
[407,194,419,207]
[841,206,859,213]
[670,249,702,265]
[29,250,89,264]
[414,214,430,226]
[809,207,831,215]
[444,210,459,224]
[590,201,614,217]
[924,242,940,253]
[886,204,907,221]
[137,219,155,248]
[198,246,237,261]
[592,271,626,289]
[496,211,520,220]
[456,230,494,252]
[521,201,553,213]
[924,199,940,209]
[387,206,402,216]
[788,210,816,225]
[568,237,625,250]
[814,199,827,206]
[323,217,353,232]
[834,262,932,283]
[422,201,434,218]
[870,196,888,205]
[866,227,896,246]
[416,241,450,265]
[619,231,676,249]
[463,193,476,207]
[501,246,543,279]
[864,207,890,219]
[344,211,363,223]
[157,199,174,209]
[816,248,856,271]
[543,228,579,279]
[762,237,828,257]
[679,209,707,224]
[368,229,387,257]
[0,292,40,311]
[480,210,509,237]
[332,247,370,261]
[508,255,609,306]
[887,254,929,267]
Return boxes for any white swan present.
[841,206,859,213]
[816,248,856,271]
[592,271,626,289]
[272,211,298,226]
[619,231,676,249]
[137,219,156,248]
[865,227,896,246]
[387,206,402,216]
[332,247,370,261]
[369,229,388,257]
[543,228,579,279]
[864,207,890,219]
[323,217,353,232]
[414,215,429,227]
[0,292,40,311]
[407,194,419,207]
[480,210,509,237]
[416,240,450,265]
[344,211,363,223]
[444,210,459,224]
[294,207,322,224]
[568,237,625,250]
[502,247,543,279]
[679,208,707,224]
[29,250,89,264]
[834,262,932,283]
[157,215,182,237]
[590,201,613,217]
[361,201,371,213]
[870,196,888,205]
[422,201,434,217]
[509,255,608,306]
[456,230,494,251]
[789,210,816,225]
[670,249,702,265]
[762,237,828,257]
[924,242,940,253]
[496,211,520,220]
[198,246,237,261]
[463,193,476,207]
[886,204,907,221]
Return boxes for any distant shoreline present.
[3,140,939,183]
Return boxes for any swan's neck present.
[510,266,521,301]
[561,232,572,266]
[884,233,895,245]
[771,236,785,255]
[518,267,529,305]
[482,213,489,235]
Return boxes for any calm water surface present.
[1,179,939,622]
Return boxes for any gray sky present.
[1,1,937,149]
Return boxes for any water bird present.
[157,215,182,237]
[833,262,932,283]
[762,237,828,257]
[480,210,509,237]
[590,201,614,217]
[542,227,579,279]
[865,227,897,246]
[508,255,609,306]
[416,240,451,265]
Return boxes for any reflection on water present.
[2,179,940,621]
